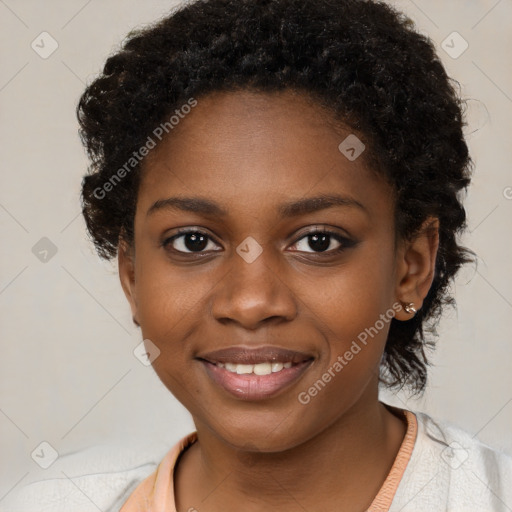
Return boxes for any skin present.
[119,89,439,511]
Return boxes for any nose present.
[210,243,298,330]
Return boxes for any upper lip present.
[197,345,314,365]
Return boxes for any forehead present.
[137,89,394,221]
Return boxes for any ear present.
[118,238,140,327]
[394,216,439,321]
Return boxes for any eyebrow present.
[146,194,368,218]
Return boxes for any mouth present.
[212,360,295,375]
[196,346,315,401]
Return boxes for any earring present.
[402,302,417,315]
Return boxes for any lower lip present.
[200,360,313,401]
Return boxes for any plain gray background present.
[1,0,511,501]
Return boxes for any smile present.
[200,358,314,401]
[216,361,293,375]
[196,345,315,400]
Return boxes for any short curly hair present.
[78,0,475,394]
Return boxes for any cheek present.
[304,244,395,342]
[297,243,395,393]
[295,284,393,430]
[133,251,209,359]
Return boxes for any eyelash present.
[161,227,357,257]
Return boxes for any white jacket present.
[2,410,512,511]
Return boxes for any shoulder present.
[415,411,512,476]
[1,440,168,512]
[391,410,512,512]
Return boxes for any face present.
[119,89,433,452]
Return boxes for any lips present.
[196,345,314,400]
[197,346,313,365]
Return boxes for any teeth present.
[253,362,272,375]
[271,362,283,372]
[217,361,295,375]
[235,364,253,375]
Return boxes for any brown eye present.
[289,228,357,255]
[163,230,221,254]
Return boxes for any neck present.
[175,395,408,512]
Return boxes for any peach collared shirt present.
[120,409,418,512]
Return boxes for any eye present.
[162,229,221,254]
[162,226,356,257]
[289,228,355,255]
